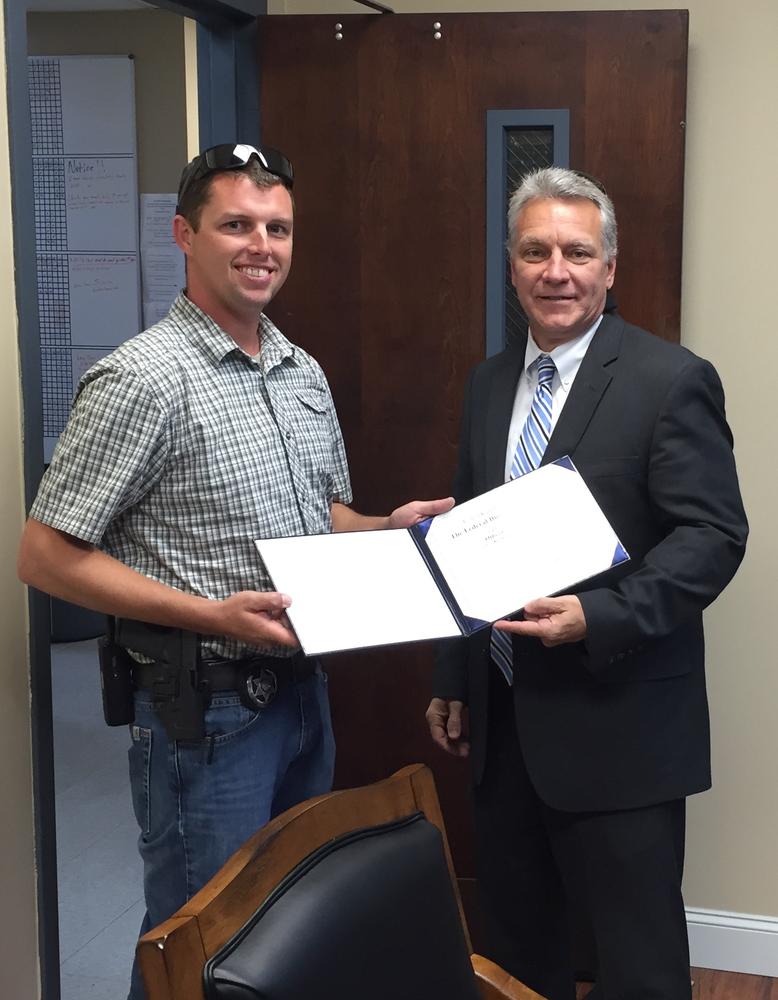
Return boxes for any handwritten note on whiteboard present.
[66,157,136,251]
[69,254,141,345]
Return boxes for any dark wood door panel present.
[258,11,688,887]
[259,15,365,444]
[355,16,485,511]
[580,11,688,340]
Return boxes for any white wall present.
[270,0,778,922]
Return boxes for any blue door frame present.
[3,2,264,994]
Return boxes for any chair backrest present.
[138,764,478,1000]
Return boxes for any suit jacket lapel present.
[485,336,525,489]
[543,313,624,464]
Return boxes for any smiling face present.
[173,171,293,350]
[509,197,616,352]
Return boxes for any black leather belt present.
[132,651,315,711]
[204,652,315,690]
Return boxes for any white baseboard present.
[686,907,778,977]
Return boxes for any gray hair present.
[506,167,618,261]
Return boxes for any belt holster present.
[115,618,205,742]
[98,616,135,727]
[154,663,206,743]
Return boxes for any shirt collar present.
[257,313,296,374]
[524,314,604,389]
[169,292,296,371]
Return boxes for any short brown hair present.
[178,160,293,230]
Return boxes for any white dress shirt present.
[503,316,604,482]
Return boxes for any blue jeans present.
[126,666,335,1000]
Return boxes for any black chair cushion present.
[203,813,481,1000]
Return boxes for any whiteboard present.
[29,55,141,461]
[59,56,136,154]
[68,254,141,345]
[65,157,137,251]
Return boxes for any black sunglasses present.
[176,143,294,211]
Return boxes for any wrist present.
[174,593,220,636]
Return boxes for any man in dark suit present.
[426,167,747,1000]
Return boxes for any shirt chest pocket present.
[285,387,337,479]
[295,386,329,414]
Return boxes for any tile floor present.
[52,639,143,1000]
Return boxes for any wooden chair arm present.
[471,954,547,1000]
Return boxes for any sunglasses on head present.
[176,143,294,211]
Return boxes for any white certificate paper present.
[424,461,626,624]
[255,458,628,655]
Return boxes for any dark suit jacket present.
[434,314,748,813]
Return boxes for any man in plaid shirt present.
[18,144,452,999]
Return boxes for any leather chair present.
[137,763,545,1000]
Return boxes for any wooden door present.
[257,9,687,942]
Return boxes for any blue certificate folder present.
[255,457,629,656]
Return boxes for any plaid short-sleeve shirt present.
[31,293,352,659]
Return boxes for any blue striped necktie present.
[490,354,557,685]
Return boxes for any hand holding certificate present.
[254,457,628,655]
